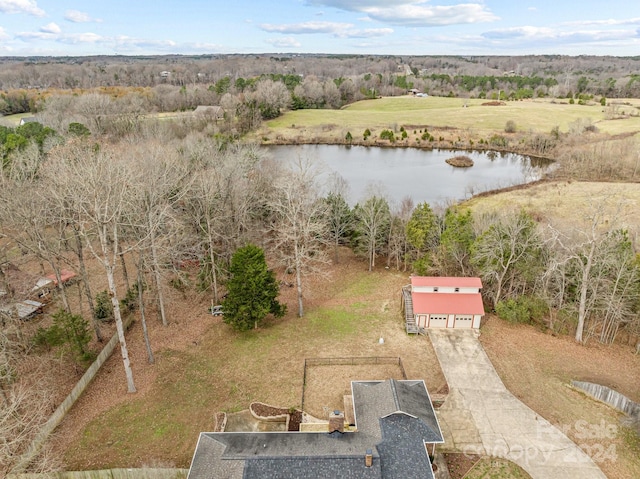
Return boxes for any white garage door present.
[454,315,473,328]
[429,315,448,328]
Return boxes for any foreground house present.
[403,277,484,332]
[188,379,443,479]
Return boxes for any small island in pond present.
[446,155,474,167]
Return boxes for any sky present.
[1,0,640,57]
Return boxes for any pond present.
[265,145,552,206]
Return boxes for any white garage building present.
[402,276,485,332]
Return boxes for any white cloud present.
[307,1,498,26]
[0,26,9,40]
[64,9,101,23]
[40,22,61,34]
[347,27,393,38]
[479,24,640,52]
[260,21,392,38]
[363,3,499,26]
[265,36,302,48]
[261,21,353,35]
[0,0,44,16]
[527,7,537,11]
[563,17,640,27]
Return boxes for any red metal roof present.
[45,269,77,285]
[412,292,485,316]
[411,276,482,288]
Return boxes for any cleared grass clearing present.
[0,112,34,126]
[266,96,640,137]
[55,251,447,469]
[464,181,640,235]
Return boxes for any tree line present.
[3,54,640,118]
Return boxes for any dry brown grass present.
[303,363,406,419]
[480,317,640,479]
[51,249,446,470]
[465,180,640,241]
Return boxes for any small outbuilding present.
[402,276,484,332]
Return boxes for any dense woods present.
[0,54,639,474]
[2,54,640,118]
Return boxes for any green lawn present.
[1,112,34,126]
[266,96,640,137]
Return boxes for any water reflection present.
[266,145,552,206]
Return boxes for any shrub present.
[504,120,517,133]
[379,129,395,142]
[120,280,144,313]
[363,128,371,140]
[496,296,548,325]
[34,309,95,365]
[345,131,353,143]
[169,275,188,292]
[489,134,507,147]
[68,122,90,137]
[401,130,408,139]
[94,290,114,322]
[600,97,607,106]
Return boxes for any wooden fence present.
[9,316,135,475]
[301,356,406,412]
[8,468,188,479]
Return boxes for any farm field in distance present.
[263,96,640,143]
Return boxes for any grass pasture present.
[464,181,640,241]
[265,96,640,142]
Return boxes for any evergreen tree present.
[222,245,286,331]
[406,202,439,274]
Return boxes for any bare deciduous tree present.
[45,141,137,393]
[472,211,545,308]
[354,192,391,272]
[268,158,329,317]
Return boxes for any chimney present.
[328,410,344,433]
[365,449,373,467]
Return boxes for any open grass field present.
[1,112,35,126]
[265,96,640,141]
[464,181,640,236]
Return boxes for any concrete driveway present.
[429,329,607,479]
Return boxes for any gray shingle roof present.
[378,414,437,479]
[244,457,382,479]
[188,379,442,479]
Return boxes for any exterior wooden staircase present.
[402,286,419,334]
